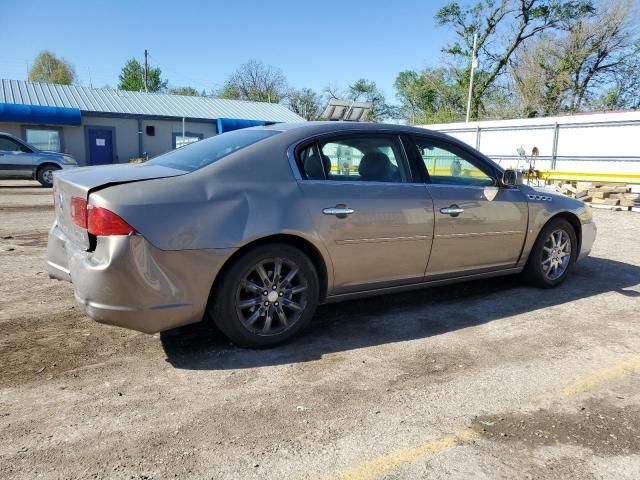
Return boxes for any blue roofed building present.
[0,79,304,166]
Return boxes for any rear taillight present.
[71,197,88,228]
[69,196,135,236]
[87,206,136,236]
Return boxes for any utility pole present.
[143,49,149,93]
[465,33,478,123]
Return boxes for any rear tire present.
[209,243,319,348]
[36,165,60,187]
[522,218,577,288]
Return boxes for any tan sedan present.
[47,122,596,347]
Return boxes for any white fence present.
[420,111,640,176]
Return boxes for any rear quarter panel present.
[90,134,335,286]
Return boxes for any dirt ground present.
[1,178,639,480]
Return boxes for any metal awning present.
[0,103,81,126]
[216,118,277,134]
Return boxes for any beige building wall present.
[141,119,216,158]
[0,122,22,137]
[2,117,217,167]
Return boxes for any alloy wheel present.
[235,258,308,336]
[43,169,54,185]
[541,228,572,281]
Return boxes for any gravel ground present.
[1,179,639,479]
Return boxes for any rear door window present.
[298,135,409,183]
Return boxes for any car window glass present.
[410,136,494,187]
[299,135,407,183]
[0,136,23,152]
[297,143,327,180]
[147,129,279,172]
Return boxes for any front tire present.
[522,218,577,288]
[36,165,60,187]
[209,244,319,348]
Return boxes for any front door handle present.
[323,205,354,219]
[440,205,464,217]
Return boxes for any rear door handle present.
[323,205,354,219]
[440,206,464,217]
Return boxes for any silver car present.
[0,132,78,187]
[47,122,596,347]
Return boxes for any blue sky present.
[0,0,462,102]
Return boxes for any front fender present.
[518,187,592,267]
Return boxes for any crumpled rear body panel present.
[47,223,234,333]
[88,133,325,253]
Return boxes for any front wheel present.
[36,165,60,187]
[522,218,577,288]
[209,244,319,348]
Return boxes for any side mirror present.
[502,169,523,187]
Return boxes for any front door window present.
[409,136,495,187]
[0,136,24,152]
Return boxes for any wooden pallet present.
[548,180,640,212]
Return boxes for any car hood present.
[36,150,65,159]
[521,183,587,212]
[35,150,78,165]
[530,184,555,192]
[522,184,562,197]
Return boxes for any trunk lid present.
[53,163,186,249]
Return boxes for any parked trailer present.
[420,111,640,183]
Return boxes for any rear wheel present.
[209,244,319,348]
[522,218,577,288]
[36,165,60,187]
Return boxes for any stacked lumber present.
[548,181,640,212]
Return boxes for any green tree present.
[395,65,518,123]
[509,35,569,116]
[510,0,640,115]
[436,0,595,119]
[28,51,75,85]
[168,86,199,96]
[118,58,167,93]
[395,68,467,124]
[346,79,393,122]
[593,54,640,110]
[287,88,322,120]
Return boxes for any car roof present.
[259,121,447,137]
[253,121,502,173]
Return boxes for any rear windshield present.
[146,129,280,172]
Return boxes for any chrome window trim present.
[299,179,429,188]
[425,183,508,191]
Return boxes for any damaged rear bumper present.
[47,222,235,333]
